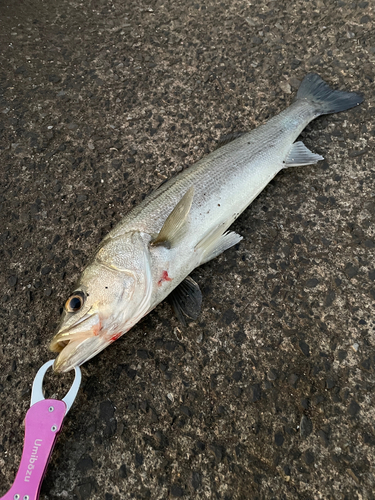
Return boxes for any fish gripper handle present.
[0,399,66,500]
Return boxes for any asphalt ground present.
[0,0,374,498]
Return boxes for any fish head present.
[50,232,153,372]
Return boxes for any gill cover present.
[51,232,153,372]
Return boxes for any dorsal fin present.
[215,132,246,150]
[151,187,194,248]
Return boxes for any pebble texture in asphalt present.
[0,0,374,498]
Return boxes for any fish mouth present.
[52,335,111,373]
[50,313,109,373]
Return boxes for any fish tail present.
[296,73,363,115]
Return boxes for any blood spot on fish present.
[110,332,122,342]
[93,321,102,336]
[158,270,172,286]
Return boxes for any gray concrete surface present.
[0,0,374,498]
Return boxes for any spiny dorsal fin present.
[151,186,194,248]
[169,276,202,326]
[284,141,324,168]
[215,131,246,150]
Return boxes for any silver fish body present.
[51,74,363,372]
[106,101,317,304]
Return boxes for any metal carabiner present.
[0,360,81,500]
[30,359,81,414]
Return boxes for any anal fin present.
[169,276,202,326]
[284,141,324,167]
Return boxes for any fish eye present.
[65,291,85,313]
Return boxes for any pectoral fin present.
[169,276,202,326]
[284,141,324,167]
[151,187,194,248]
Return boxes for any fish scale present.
[50,73,363,372]
[106,100,315,245]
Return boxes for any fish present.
[50,73,363,372]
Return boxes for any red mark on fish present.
[158,270,172,286]
[93,320,102,336]
[110,332,122,342]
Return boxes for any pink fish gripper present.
[0,360,81,500]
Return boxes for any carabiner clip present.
[30,359,81,415]
[0,360,81,500]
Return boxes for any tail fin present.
[297,73,363,115]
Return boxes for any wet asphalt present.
[0,0,374,498]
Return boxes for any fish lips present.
[50,313,107,372]
[53,335,111,373]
